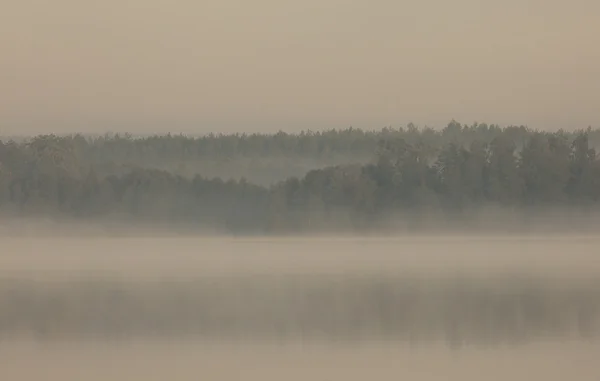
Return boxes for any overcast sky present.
[1,0,599,135]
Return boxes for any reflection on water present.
[0,275,599,345]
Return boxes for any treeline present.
[0,123,599,233]
[4,121,600,185]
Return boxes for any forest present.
[1,121,599,234]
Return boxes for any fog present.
[1,233,599,380]
[2,0,600,135]
[3,205,600,237]
[3,0,600,377]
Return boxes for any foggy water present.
[1,235,599,380]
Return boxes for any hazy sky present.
[2,0,599,135]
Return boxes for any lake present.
[1,235,598,380]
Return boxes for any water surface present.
[1,236,598,380]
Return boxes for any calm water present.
[1,236,598,380]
